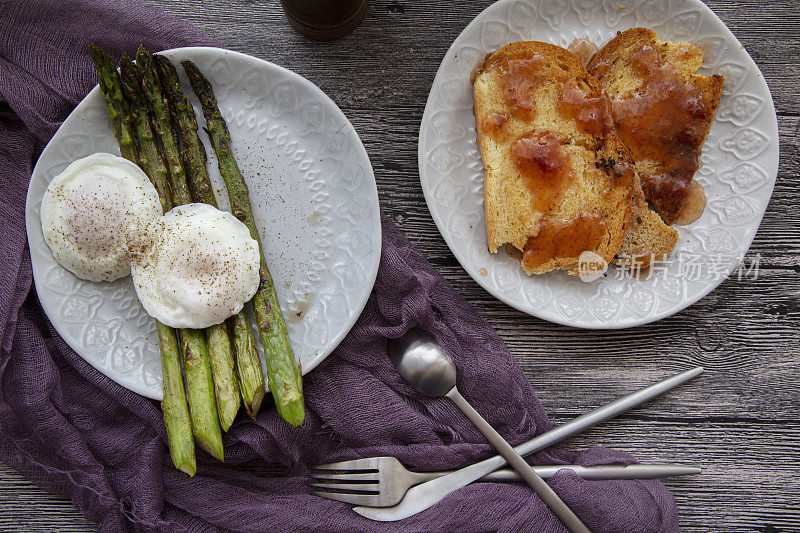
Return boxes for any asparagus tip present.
[87,43,112,73]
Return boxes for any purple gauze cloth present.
[0,1,680,531]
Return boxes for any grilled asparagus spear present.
[89,44,196,476]
[227,310,263,419]
[179,329,223,460]
[183,59,304,427]
[118,55,170,213]
[203,321,241,430]
[153,55,214,205]
[88,44,137,162]
[136,45,224,458]
[155,54,258,427]
[136,45,192,205]
[156,321,196,476]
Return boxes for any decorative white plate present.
[419,0,778,328]
[26,47,381,399]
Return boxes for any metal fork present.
[310,456,700,507]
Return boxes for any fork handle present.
[411,463,701,483]
[484,464,701,481]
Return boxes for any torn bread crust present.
[472,41,633,276]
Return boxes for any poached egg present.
[40,153,162,282]
[130,203,260,329]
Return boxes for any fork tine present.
[309,471,380,482]
[310,482,379,492]
[312,457,384,471]
[312,490,380,506]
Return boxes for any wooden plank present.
[2,0,797,531]
[563,419,800,531]
[0,463,94,532]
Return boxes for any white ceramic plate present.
[26,47,381,399]
[419,0,779,329]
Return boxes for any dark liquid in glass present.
[280,0,368,41]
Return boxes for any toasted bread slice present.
[473,41,633,275]
[588,28,724,224]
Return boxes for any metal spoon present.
[387,328,591,533]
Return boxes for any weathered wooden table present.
[2,0,798,530]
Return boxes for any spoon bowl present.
[387,329,456,396]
